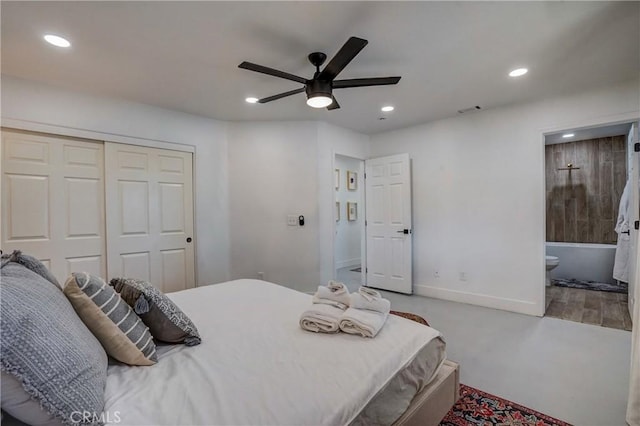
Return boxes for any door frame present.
[332,152,367,286]
[540,112,640,317]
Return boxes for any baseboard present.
[336,258,361,269]
[414,284,542,316]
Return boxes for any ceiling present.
[2,1,638,135]
[545,123,632,145]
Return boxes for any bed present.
[102,279,459,426]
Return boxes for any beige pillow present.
[64,273,157,366]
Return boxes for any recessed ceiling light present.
[562,133,575,138]
[508,68,528,77]
[43,34,71,48]
[381,106,394,112]
[245,97,259,104]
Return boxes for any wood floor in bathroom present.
[545,285,632,331]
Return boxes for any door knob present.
[186,237,192,243]
[396,229,411,234]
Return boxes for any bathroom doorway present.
[543,122,635,330]
[334,154,365,293]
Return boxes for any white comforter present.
[103,279,443,425]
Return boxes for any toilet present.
[545,255,560,286]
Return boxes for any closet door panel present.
[6,174,50,240]
[105,143,194,292]
[120,251,152,283]
[1,130,106,282]
[66,256,102,278]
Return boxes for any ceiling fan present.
[238,36,401,110]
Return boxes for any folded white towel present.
[349,286,391,314]
[339,308,389,338]
[312,280,351,309]
[339,287,390,338]
[299,304,344,333]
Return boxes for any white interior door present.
[1,129,106,281]
[105,143,194,293]
[365,153,413,294]
[628,122,639,318]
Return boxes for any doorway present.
[543,122,636,330]
[334,154,365,292]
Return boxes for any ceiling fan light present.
[306,95,333,108]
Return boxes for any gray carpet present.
[552,278,628,294]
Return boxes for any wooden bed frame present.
[394,360,460,426]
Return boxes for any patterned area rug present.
[390,310,430,326]
[552,278,627,294]
[440,384,572,426]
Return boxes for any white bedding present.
[103,279,444,425]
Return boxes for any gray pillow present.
[110,278,201,346]
[0,250,60,288]
[0,262,107,426]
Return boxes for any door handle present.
[396,229,411,234]
[186,237,192,243]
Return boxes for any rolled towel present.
[350,286,391,314]
[300,304,344,333]
[312,280,351,310]
[339,287,391,338]
[339,308,388,338]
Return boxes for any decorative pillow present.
[110,278,201,346]
[0,261,107,426]
[64,273,157,366]
[1,250,60,288]
[1,371,63,426]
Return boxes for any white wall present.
[226,121,370,292]
[370,78,640,316]
[227,121,321,292]
[334,155,364,269]
[1,76,231,286]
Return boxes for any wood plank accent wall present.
[545,135,627,244]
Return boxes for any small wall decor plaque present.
[347,171,357,190]
[347,202,357,221]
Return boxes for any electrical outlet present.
[434,270,440,278]
[287,215,298,226]
[459,272,467,281]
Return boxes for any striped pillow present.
[64,272,157,366]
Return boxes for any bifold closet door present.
[105,143,195,292]
[1,129,106,281]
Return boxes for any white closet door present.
[105,143,194,292]
[1,129,106,281]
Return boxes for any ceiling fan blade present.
[239,62,307,84]
[258,87,306,103]
[333,76,401,89]
[327,96,340,110]
[318,37,368,81]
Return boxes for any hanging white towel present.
[614,181,631,283]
